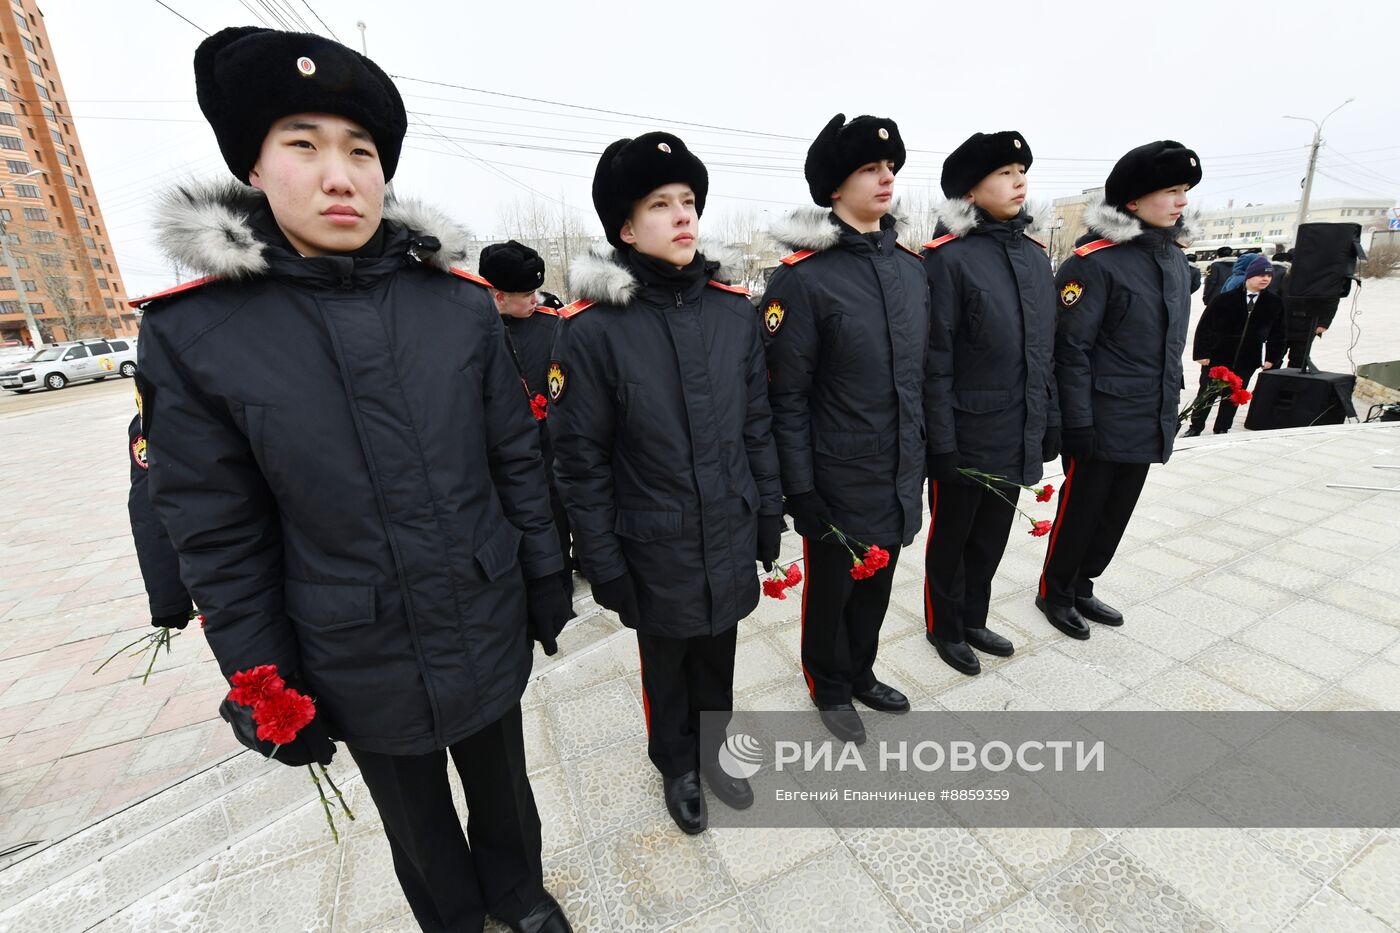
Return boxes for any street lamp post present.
[1284,98,1354,238]
[0,169,44,348]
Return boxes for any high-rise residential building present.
[0,0,131,346]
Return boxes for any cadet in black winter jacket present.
[1185,255,1286,435]
[480,241,573,593]
[549,132,782,835]
[127,399,193,629]
[1202,247,1234,304]
[1038,140,1202,642]
[763,114,928,745]
[135,28,574,933]
[922,131,1058,676]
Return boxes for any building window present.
[42,106,54,123]
[0,209,8,221]
[90,256,100,269]
[0,135,22,151]
[0,301,17,313]
[97,278,108,290]
[28,303,41,314]
[39,252,57,266]
[76,216,87,229]
[69,194,80,209]
[33,84,46,101]
[21,280,34,292]
[13,11,25,32]
[54,150,68,166]
[104,298,114,309]
[9,254,24,267]
[82,235,94,248]
[21,206,44,220]
[20,37,33,54]
[48,129,60,146]
[27,60,40,77]
[5,159,29,174]
[32,229,51,242]
[0,113,15,129]
[63,172,74,188]
[13,183,39,198]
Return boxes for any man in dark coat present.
[1185,255,1286,435]
[1202,246,1234,304]
[1037,141,1201,640]
[480,241,572,594]
[134,27,573,933]
[764,114,928,744]
[127,393,193,629]
[922,131,1058,676]
[549,132,782,834]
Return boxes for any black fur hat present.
[194,26,408,183]
[1104,140,1202,208]
[591,132,708,250]
[940,131,1032,198]
[479,240,545,293]
[804,114,906,207]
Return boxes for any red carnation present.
[762,577,789,600]
[1208,365,1231,382]
[530,393,549,421]
[1029,520,1053,537]
[1035,484,1054,503]
[850,559,876,581]
[784,564,803,587]
[1230,388,1252,406]
[253,687,316,746]
[227,665,285,708]
[196,614,205,630]
[862,545,890,571]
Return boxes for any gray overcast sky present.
[38,0,1400,295]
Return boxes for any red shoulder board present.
[559,299,595,320]
[1073,239,1118,258]
[1024,234,1047,249]
[128,275,220,308]
[923,234,959,251]
[779,250,816,266]
[707,279,751,297]
[449,268,493,288]
[897,242,922,258]
[533,304,561,316]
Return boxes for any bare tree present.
[1357,235,1399,279]
[494,194,597,297]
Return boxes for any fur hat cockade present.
[479,240,546,293]
[194,26,408,183]
[804,114,906,207]
[591,132,708,250]
[1104,140,1202,208]
[941,131,1032,198]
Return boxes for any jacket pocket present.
[474,521,524,582]
[285,579,375,632]
[615,507,683,542]
[1094,375,1159,398]
[814,431,882,461]
[951,389,1012,414]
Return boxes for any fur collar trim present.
[152,178,471,279]
[933,198,979,238]
[768,206,921,254]
[565,240,746,306]
[1083,192,1203,246]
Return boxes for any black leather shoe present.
[1035,595,1091,640]
[507,893,573,933]
[965,627,1015,657]
[701,761,754,810]
[663,770,707,834]
[817,703,866,744]
[1075,595,1124,626]
[929,636,980,675]
[1181,425,1203,438]
[853,680,910,713]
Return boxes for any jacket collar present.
[769,206,921,255]
[932,198,1033,240]
[566,240,745,307]
[1082,191,1203,248]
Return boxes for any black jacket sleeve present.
[763,268,819,496]
[1193,295,1223,362]
[922,249,960,458]
[139,321,298,678]
[1262,294,1288,369]
[127,412,193,620]
[742,305,783,516]
[1053,256,1108,431]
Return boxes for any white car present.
[0,338,138,393]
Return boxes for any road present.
[0,374,136,417]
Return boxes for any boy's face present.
[966,163,1028,222]
[620,183,698,267]
[832,159,896,222]
[1245,272,1272,293]
[1126,184,1189,229]
[494,290,538,318]
[248,112,386,257]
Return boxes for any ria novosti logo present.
[717,733,764,779]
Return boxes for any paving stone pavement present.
[3,383,1400,931]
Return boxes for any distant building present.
[1194,197,1395,252]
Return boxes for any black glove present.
[757,513,784,571]
[219,693,335,767]
[1062,426,1096,461]
[591,572,640,622]
[151,612,190,630]
[783,491,833,532]
[526,575,575,656]
[926,451,961,484]
[1041,427,1062,463]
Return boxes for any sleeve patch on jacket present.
[763,299,786,335]
[1059,280,1084,308]
[131,435,149,470]
[546,360,567,403]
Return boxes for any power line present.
[150,0,208,34]
[299,0,341,41]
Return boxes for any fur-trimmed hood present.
[1082,192,1203,247]
[931,198,1052,241]
[152,178,472,279]
[768,206,922,254]
[566,240,746,306]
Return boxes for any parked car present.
[0,338,138,393]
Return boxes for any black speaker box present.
[1290,223,1364,298]
[1245,369,1356,429]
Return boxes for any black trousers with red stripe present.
[636,626,738,778]
[1038,456,1150,607]
[923,479,1018,644]
[800,536,903,706]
